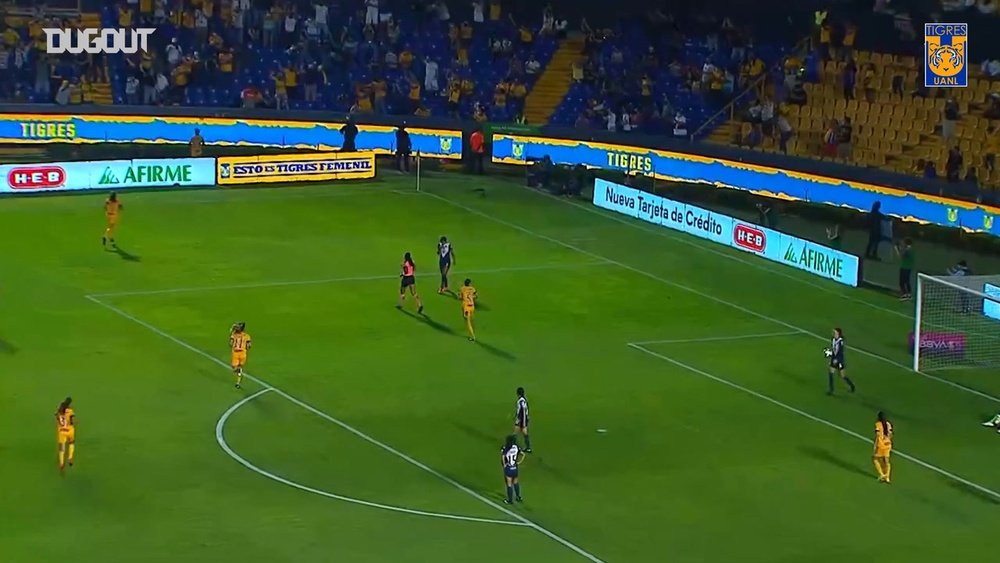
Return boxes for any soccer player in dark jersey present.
[825,327,856,395]
[398,252,423,314]
[514,387,532,452]
[437,236,456,294]
[501,434,524,504]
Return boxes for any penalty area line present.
[419,190,1000,406]
[85,295,606,563]
[216,388,528,527]
[628,342,1000,503]
[630,331,802,346]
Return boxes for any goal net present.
[913,273,1000,371]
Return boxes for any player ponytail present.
[877,411,889,436]
[404,252,414,268]
[59,397,72,414]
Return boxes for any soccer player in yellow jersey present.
[55,397,76,475]
[230,322,252,389]
[873,411,893,483]
[459,278,477,342]
[103,192,122,248]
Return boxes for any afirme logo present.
[44,28,154,54]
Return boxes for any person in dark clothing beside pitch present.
[340,119,359,152]
[395,124,412,172]
[865,201,883,260]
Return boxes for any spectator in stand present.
[841,58,856,100]
[923,159,938,180]
[273,69,289,110]
[126,75,140,105]
[946,146,963,182]
[447,78,461,117]
[777,113,793,154]
[473,102,487,122]
[472,1,484,24]
[574,113,589,128]
[408,78,422,113]
[864,201,884,260]
[315,1,330,41]
[424,56,439,93]
[571,57,584,83]
[982,59,1000,78]
[823,120,839,158]
[861,63,875,103]
[489,0,501,21]
[673,111,687,138]
[984,125,999,171]
[818,18,832,60]
[303,64,320,102]
[365,0,380,26]
[837,117,853,162]
[525,54,541,76]
[371,75,387,113]
[842,22,857,61]
[942,98,959,141]
[606,109,617,132]
[509,79,527,115]
[385,49,398,69]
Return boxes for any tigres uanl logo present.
[924,24,968,87]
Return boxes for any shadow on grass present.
[397,307,455,335]
[800,446,873,480]
[108,246,141,262]
[453,422,500,448]
[947,479,1000,506]
[476,340,515,361]
[0,337,17,354]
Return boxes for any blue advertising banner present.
[594,179,861,286]
[496,134,1000,237]
[0,157,215,193]
[0,113,463,159]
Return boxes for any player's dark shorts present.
[439,257,451,271]
[504,466,519,479]
[515,417,529,430]
[829,358,845,370]
[400,275,416,290]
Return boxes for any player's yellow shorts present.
[231,351,247,369]
[875,446,891,458]
[106,216,119,228]
[463,306,475,318]
[57,428,75,445]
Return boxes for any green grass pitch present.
[2,172,1000,563]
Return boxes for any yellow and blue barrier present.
[494,134,1000,237]
[0,113,462,159]
[595,179,861,286]
[217,152,375,185]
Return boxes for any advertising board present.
[497,134,1000,237]
[593,179,860,286]
[0,158,215,193]
[216,152,376,185]
[0,113,463,159]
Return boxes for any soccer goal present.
[913,273,1000,371]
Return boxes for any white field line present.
[627,342,1000,502]
[87,261,612,299]
[86,295,605,563]
[216,388,528,527]
[421,190,1000,405]
[631,331,802,346]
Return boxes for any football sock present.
[235,371,243,387]
[844,377,856,392]
[67,443,75,462]
[466,319,475,340]
[506,485,513,503]
[873,458,884,479]
[58,450,65,467]
[827,372,834,393]
[524,434,532,450]
[441,274,448,288]
[513,483,521,499]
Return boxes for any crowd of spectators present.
[92,0,558,121]
[559,10,790,139]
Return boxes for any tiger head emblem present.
[927,41,965,77]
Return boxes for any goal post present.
[913,273,1000,371]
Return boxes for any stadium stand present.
[705,7,1000,202]
[93,0,558,121]
[548,12,796,137]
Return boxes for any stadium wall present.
[492,133,1000,239]
[2,105,994,239]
